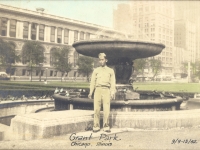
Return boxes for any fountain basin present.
[72,39,165,61]
[53,90,183,112]
[73,39,165,84]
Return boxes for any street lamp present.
[45,68,48,82]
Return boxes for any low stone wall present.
[0,100,54,125]
[10,109,200,140]
[186,98,200,110]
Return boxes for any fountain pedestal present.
[10,109,200,140]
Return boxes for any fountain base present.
[10,109,200,140]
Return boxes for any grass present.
[0,81,199,93]
[134,82,200,93]
[0,81,90,90]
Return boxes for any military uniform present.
[89,54,116,132]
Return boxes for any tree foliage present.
[0,38,20,76]
[21,41,45,81]
[181,61,188,74]
[181,61,200,80]
[77,56,94,81]
[134,58,147,76]
[149,58,163,79]
[52,46,72,81]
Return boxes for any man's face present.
[99,57,107,67]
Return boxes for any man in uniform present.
[88,53,116,133]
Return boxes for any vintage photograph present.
[0,0,200,149]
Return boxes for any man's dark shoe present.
[93,129,100,133]
[104,129,111,133]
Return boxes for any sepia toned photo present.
[0,0,200,149]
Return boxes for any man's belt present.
[96,85,110,88]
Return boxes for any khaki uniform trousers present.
[93,87,110,131]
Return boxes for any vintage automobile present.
[0,72,10,80]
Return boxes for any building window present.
[50,48,56,66]
[74,51,79,67]
[31,23,37,40]
[54,71,57,77]
[50,27,55,42]
[64,29,69,44]
[23,22,28,39]
[85,33,90,40]
[36,70,39,76]
[0,18,7,36]
[151,6,155,11]
[39,24,44,41]
[41,70,44,76]
[22,69,26,76]
[74,31,78,42]
[57,27,62,43]
[50,70,53,76]
[80,31,84,40]
[10,19,16,37]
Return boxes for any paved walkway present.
[0,127,200,150]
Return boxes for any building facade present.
[173,46,190,77]
[174,20,196,63]
[0,4,123,79]
[113,4,132,34]
[113,1,175,75]
[174,1,200,61]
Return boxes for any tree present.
[0,38,20,77]
[134,58,148,76]
[77,56,94,82]
[52,46,72,82]
[21,41,45,82]
[196,60,200,79]
[149,58,163,80]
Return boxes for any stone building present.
[113,1,175,75]
[0,4,123,80]
[174,20,196,63]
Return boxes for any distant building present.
[174,1,200,60]
[174,20,196,63]
[0,4,124,79]
[113,4,132,34]
[173,47,190,77]
[113,1,175,74]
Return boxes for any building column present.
[84,32,86,40]
[28,22,31,40]
[36,24,39,40]
[77,31,80,41]
[62,28,64,44]
[16,20,19,39]
[55,27,57,43]
[44,25,51,42]
[7,19,10,37]
[69,30,74,45]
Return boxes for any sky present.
[0,0,129,28]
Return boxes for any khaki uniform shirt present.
[90,66,116,94]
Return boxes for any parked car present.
[0,72,10,80]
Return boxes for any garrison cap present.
[98,53,106,59]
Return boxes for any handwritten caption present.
[69,133,121,148]
[171,138,198,144]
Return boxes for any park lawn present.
[134,82,200,93]
[0,81,90,90]
[0,81,199,93]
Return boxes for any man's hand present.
[111,91,115,100]
[88,94,92,99]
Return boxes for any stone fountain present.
[53,39,183,111]
[9,38,200,141]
